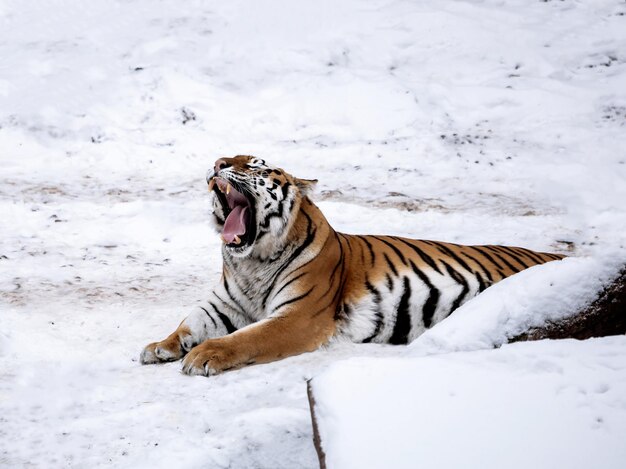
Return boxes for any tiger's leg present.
[181,309,336,376]
[140,297,249,364]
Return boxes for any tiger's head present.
[206,155,317,258]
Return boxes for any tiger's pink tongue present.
[222,205,249,244]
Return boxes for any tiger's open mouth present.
[209,177,256,248]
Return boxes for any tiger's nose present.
[214,158,230,174]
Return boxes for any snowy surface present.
[1,0,625,467]
[312,336,626,469]
[408,254,626,355]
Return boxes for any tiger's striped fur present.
[140,155,564,376]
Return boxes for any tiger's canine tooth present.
[220,234,227,243]
[233,235,241,245]
[226,184,231,195]
[208,179,215,191]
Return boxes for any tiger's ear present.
[295,178,318,196]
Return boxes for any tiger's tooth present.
[226,184,231,195]
[220,234,227,243]
[233,235,241,245]
[208,179,215,191]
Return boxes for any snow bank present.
[311,336,626,469]
[409,252,626,355]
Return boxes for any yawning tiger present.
[140,155,564,376]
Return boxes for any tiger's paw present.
[140,333,194,365]
[181,339,241,377]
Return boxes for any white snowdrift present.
[311,336,626,469]
[409,253,626,355]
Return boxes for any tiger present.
[140,155,565,376]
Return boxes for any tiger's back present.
[335,234,564,344]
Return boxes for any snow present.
[1,0,625,467]
[311,336,626,469]
[408,254,626,355]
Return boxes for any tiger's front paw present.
[181,339,241,376]
[140,333,195,365]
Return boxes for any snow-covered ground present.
[312,336,626,469]
[1,0,624,467]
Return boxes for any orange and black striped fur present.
[140,155,564,376]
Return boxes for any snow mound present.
[409,253,625,355]
[311,336,626,469]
